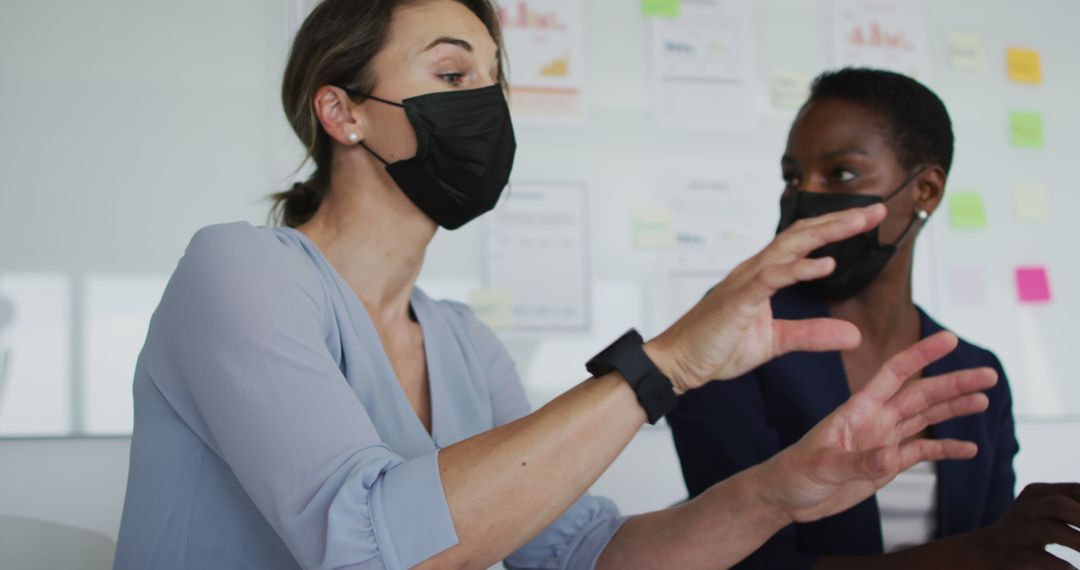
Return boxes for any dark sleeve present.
[979,351,1019,527]
[667,372,819,570]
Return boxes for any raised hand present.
[971,482,1080,569]
[647,204,886,393]
[756,331,998,522]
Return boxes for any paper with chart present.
[649,0,756,131]
[655,176,759,325]
[831,0,929,79]
[496,0,586,124]
[484,181,589,332]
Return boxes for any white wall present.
[2,0,1079,438]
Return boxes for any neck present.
[827,248,920,346]
[298,148,436,324]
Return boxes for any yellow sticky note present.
[469,288,514,330]
[643,0,679,17]
[948,192,987,230]
[632,207,675,249]
[1007,47,1042,84]
[1013,184,1050,223]
[1010,111,1044,149]
[948,33,985,71]
[770,71,811,109]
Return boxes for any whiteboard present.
[0,0,1076,435]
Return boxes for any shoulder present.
[183,223,313,278]
[158,223,327,330]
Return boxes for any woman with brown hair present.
[113,2,999,568]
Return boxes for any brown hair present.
[271,0,507,228]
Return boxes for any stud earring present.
[347,132,359,143]
[917,209,929,220]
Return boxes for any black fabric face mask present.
[355,84,516,230]
[775,168,927,301]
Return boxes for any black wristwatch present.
[586,329,677,424]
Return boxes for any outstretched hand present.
[647,203,886,393]
[757,331,998,523]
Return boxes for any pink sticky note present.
[1015,266,1052,303]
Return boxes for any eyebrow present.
[424,36,473,53]
[820,148,869,160]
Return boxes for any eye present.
[782,172,802,189]
[438,72,465,86]
[832,168,858,183]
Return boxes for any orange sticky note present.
[1007,47,1042,84]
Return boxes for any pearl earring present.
[347,132,359,143]
[917,209,929,220]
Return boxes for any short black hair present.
[805,68,955,174]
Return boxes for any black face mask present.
[354,84,516,230]
[775,168,927,301]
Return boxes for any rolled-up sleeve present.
[146,225,457,570]
[457,305,627,569]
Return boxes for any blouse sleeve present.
[145,224,458,570]
[455,306,627,569]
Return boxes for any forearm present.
[420,371,647,569]
[597,462,792,570]
[812,532,987,570]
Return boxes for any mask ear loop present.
[884,166,932,247]
[339,87,404,166]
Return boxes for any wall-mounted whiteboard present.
[0,0,1076,435]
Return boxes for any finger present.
[1032,495,1080,527]
[896,393,990,439]
[859,332,960,403]
[773,318,861,355]
[745,257,837,303]
[771,204,887,261]
[1019,483,1080,504]
[897,438,978,471]
[1016,549,1074,570]
[887,367,997,421]
[1034,519,1080,553]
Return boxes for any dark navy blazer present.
[668,286,1019,569]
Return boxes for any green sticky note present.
[1010,111,1044,148]
[948,192,987,230]
[643,0,680,17]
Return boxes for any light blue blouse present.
[113,223,624,570]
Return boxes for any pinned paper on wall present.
[770,70,811,109]
[1013,184,1050,223]
[947,192,987,230]
[831,0,930,79]
[948,32,986,71]
[948,266,987,307]
[643,0,680,17]
[650,0,757,131]
[633,207,676,249]
[469,288,515,330]
[1015,266,1052,304]
[1007,47,1043,84]
[1010,111,1044,148]
[485,181,590,332]
[496,0,587,124]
